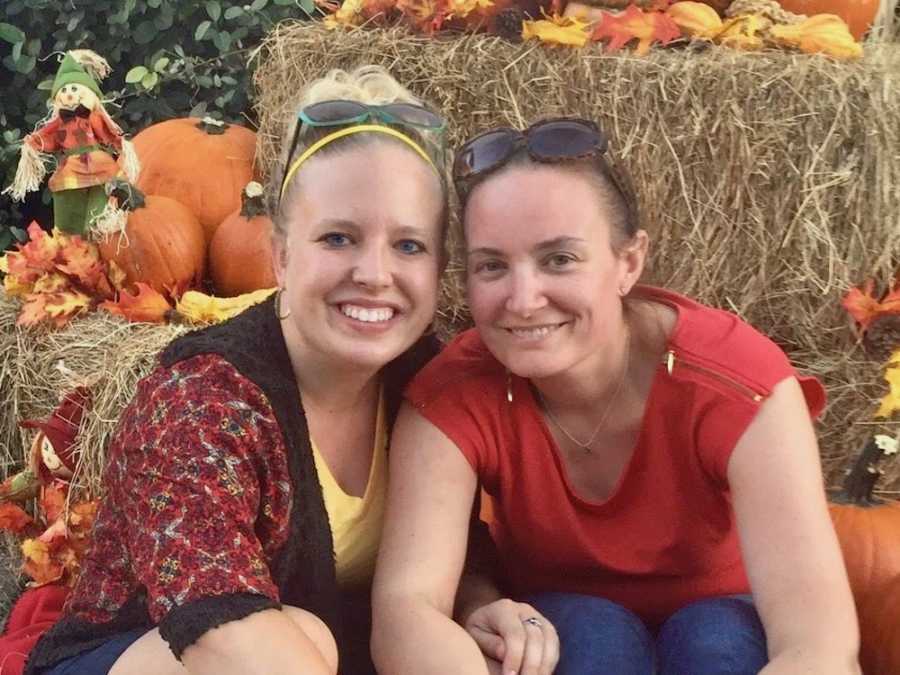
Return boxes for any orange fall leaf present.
[842,279,900,332]
[41,484,67,524]
[593,5,682,55]
[0,502,34,534]
[101,282,174,324]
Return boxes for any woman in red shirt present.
[372,118,860,675]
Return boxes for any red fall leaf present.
[593,4,682,55]
[101,283,174,324]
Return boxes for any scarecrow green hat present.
[51,53,102,99]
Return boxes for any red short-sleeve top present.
[406,286,825,626]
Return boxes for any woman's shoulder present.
[135,352,277,420]
[641,286,825,413]
[405,328,506,406]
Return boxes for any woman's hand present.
[464,599,559,675]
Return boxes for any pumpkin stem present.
[197,116,229,136]
[107,180,146,212]
[240,181,267,219]
[832,436,895,506]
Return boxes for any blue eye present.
[320,232,352,248]
[396,239,426,255]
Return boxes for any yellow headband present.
[279,124,438,200]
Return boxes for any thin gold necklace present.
[537,328,631,452]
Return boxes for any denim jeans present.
[526,592,768,675]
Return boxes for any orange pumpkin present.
[858,576,900,675]
[130,117,257,243]
[829,436,900,613]
[775,0,879,39]
[208,182,277,297]
[97,184,206,295]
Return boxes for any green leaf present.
[11,226,27,242]
[0,230,12,253]
[224,6,244,19]
[141,71,160,90]
[153,57,170,73]
[195,20,212,40]
[0,23,25,44]
[148,0,162,6]
[206,1,222,21]
[134,20,158,44]
[67,15,80,32]
[299,0,316,15]
[125,66,149,84]
[11,41,22,62]
[14,55,34,74]
[251,0,269,10]
[213,30,232,51]
[36,78,53,91]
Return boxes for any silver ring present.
[523,617,543,628]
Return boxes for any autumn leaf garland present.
[1,222,177,327]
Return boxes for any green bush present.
[0,0,318,250]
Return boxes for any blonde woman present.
[25,66,449,675]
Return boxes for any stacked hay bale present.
[1,25,898,498]
[252,24,898,489]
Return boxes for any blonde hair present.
[266,65,446,240]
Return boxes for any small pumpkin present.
[828,435,900,614]
[97,183,206,295]
[857,575,900,675]
[775,0,878,39]
[208,182,277,297]
[130,117,257,243]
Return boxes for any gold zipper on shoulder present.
[662,350,764,403]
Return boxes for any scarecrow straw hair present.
[1,25,899,498]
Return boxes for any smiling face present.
[274,141,444,374]
[54,83,98,111]
[464,163,646,380]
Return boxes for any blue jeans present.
[526,592,768,675]
[39,628,149,675]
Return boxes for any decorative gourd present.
[130,117,257,243]
[775,0,878,39]
[828,436,900,613]
[97,183,206,295]
[208,182,277,297]
[857,576,900,675]
[667,2,724,38]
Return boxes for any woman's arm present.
[372,404,557,675]
[728,377,860,674]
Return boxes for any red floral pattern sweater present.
[25,298,441,674]
[70,353,289,624]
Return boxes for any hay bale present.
[1,28,898,497]
[251,25,900,491]
[0,297,188,497]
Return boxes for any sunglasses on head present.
[298,99,447,131]
[453,118,609,195]
[278,99,447,207]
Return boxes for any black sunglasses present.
[453,118,609,189]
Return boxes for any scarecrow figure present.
[20,387,92,487]
[3,50,139,236]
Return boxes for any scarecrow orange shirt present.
[26,108,123,192]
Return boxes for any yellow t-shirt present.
[310,392,387,589]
